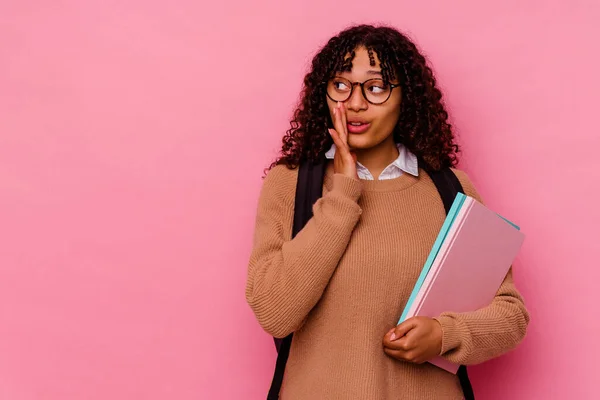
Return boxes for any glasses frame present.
[325,76,401,105]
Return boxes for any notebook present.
[398,193,525,373]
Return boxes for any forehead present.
[338,46,382,79]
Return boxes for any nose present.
[346,83,368,112]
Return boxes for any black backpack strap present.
[267,159,326,400]
[292,159,327,236]
[427,167,464,213]
[427,167,474,400]
[457,365,474,400]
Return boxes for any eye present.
[333,80,350,91]
[367,81,388,94]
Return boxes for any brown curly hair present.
[268,24,460,173]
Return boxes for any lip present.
[346,122,371,134]
[347,117,369,124]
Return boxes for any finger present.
[383,347,403,359]
[338,102,348,141]
[333,102,348,147]
[384,347,423,364]
[383,327,407,350]
[395,335,414,351]
[383,347,417,363]
[328,128,344,149]
[335,102,348,145]
[391,319,419,341]
[384,333,413,352]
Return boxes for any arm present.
[245,166,362,338]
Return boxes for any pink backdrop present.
[1,1,599,398]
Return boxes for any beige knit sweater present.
[246,162,529,399]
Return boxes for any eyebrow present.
[367,70,383,76]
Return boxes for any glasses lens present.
[327,77,352,102]
[364,79,391,104]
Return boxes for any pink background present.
[1,1,599,398]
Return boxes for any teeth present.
[350,122,362,125]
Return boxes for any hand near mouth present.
[328,102,359,180]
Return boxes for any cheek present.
[375,106,401,131]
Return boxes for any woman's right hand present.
[328,102,359,180]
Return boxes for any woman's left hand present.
[382,317,443,364]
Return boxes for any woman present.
[246,24,529,399]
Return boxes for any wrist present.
[433,315,461,355]
[432,318,443,355]
[331,173,362,201]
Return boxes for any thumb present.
[391,319,418,341]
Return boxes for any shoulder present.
[259,164,299,208]
[263,163,299,190]
[450,167,484,204]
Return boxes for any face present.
[326,46,402,151]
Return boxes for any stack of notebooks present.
[398,192,525,373]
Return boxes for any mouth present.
[346,121,371,134]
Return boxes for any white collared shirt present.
[325,143,419,180]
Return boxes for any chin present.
[348,134,380,150]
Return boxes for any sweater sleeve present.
[433,169,530,365]
[246,165,363,338]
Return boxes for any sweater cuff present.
[330,174,362,202]
[434,315,462,355]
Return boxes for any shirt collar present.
[324,143,419,177]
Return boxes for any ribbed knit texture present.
[246,163,529,400]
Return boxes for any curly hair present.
[268,24,460,173]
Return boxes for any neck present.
[354,136,399,180]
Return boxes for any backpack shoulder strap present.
[427,167,465,213]
[292,159,327,237]
[267,159,326,400]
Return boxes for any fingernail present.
[390,332,396,341]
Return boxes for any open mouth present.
[347,121,371,134]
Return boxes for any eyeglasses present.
[326,76,400,105]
